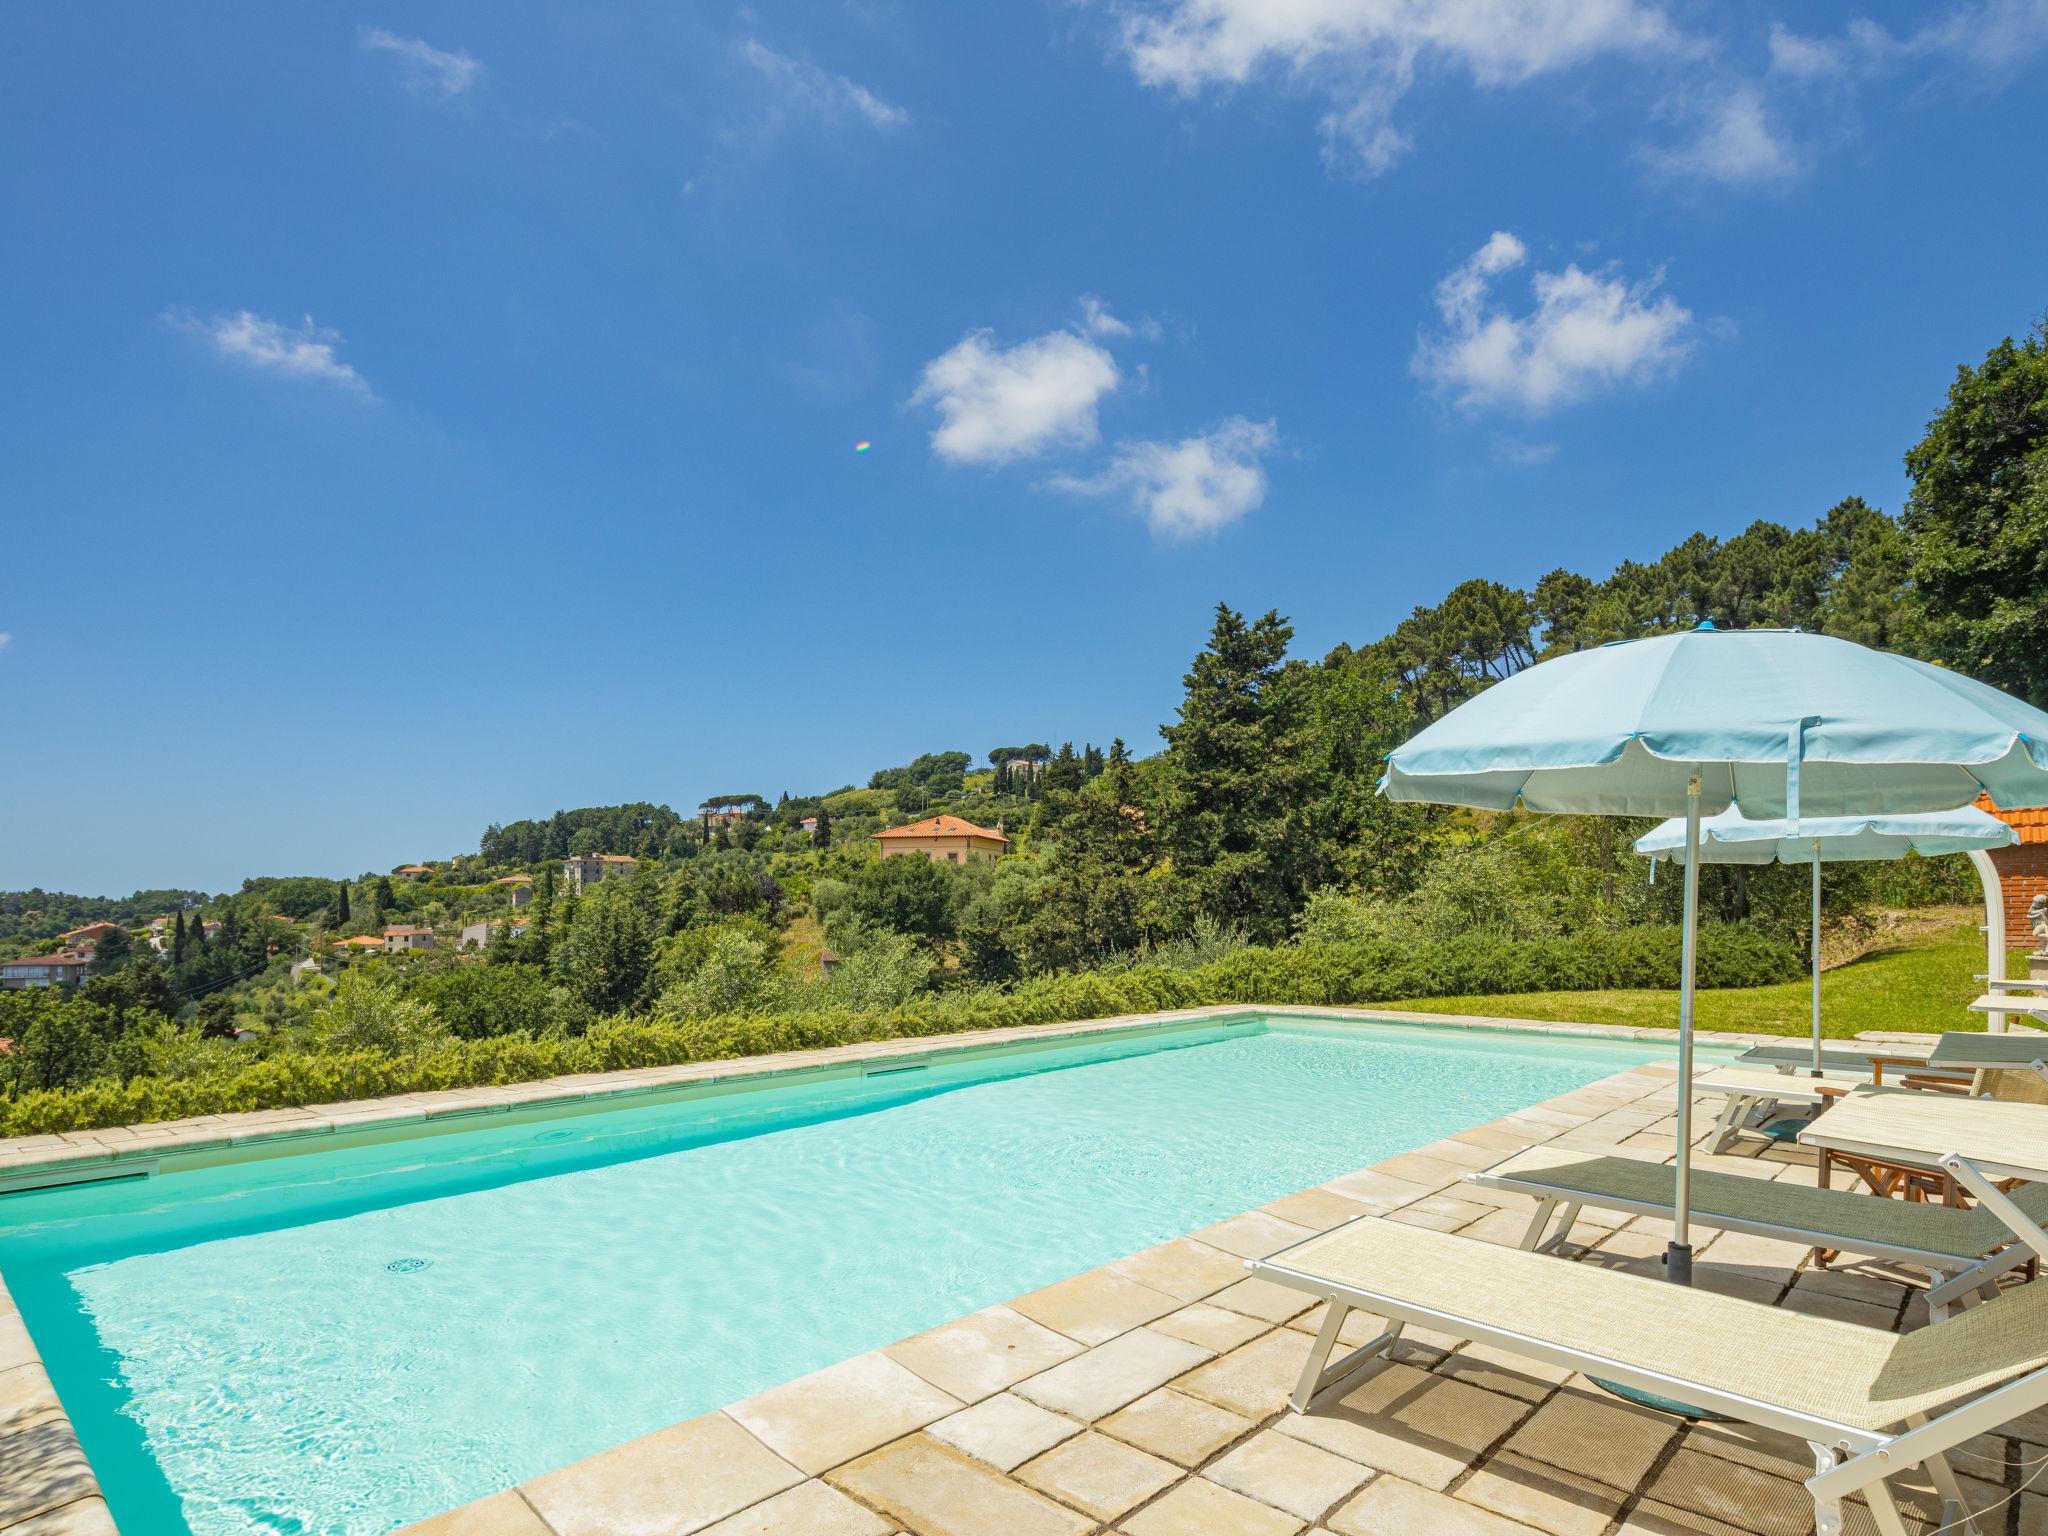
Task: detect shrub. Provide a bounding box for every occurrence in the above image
[0,922,1800,1137]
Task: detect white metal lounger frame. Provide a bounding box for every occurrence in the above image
[1249,1249,2048,1536]
[1464,1166,2033,1320]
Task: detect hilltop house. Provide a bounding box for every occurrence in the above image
[396,865,433,882]
[0,952,92,989]
[382,925,435,953]
[872,815,1010,865]
[461,918,531,950]
[493,874,534,907]
[57,921,124,952]
[333,935,384,952]
[563,853,636,894]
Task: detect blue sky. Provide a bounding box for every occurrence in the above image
[3,1,2044,895]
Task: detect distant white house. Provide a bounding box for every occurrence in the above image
[382,925,435,953]
[289,956,323,985]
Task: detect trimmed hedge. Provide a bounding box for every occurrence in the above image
[0,924,1798,1137]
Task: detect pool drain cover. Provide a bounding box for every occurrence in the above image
[534,1129,578,1144]
[386,1257,432,1274]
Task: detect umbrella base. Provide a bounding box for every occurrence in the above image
[1665,1241,1693,1285]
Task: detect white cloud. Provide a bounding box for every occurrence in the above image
[912,329,1119,465]
[1494,438,1559,467]
[739,39,909,130]
[1641,85,1798,186]
[1773,1,2048,81]
[1078,295,1160,341]
[1053,417,1277,538]
[1414,232,1693,414]
[1116,0,1690,175]
[170,310,374,396]
[0,633,11,650]
[359,28,482,99]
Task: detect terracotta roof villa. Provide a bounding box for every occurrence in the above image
[871,814,1010,864]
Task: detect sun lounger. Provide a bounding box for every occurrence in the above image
[1696,1065,1848,1152]
[1737,1040,1937,1080]
[1250,1216,2048,1535]
[1466,1145,2048,1317]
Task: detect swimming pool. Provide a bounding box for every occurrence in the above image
[0,1015,1691,1536]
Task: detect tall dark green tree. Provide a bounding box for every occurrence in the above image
[171,910,187,965]
[813,807,832,848]
[336,881,351,925]
[551,881,653,1013]
[1902,321,2048,705]
[1159,604,1308,938]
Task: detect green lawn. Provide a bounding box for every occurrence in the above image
[1396,921,2022,1038]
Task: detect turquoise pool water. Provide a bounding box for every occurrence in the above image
[0,1017,1685,1536]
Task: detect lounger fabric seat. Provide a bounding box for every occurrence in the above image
[1474,1145,2048,1263]
[1255,1216,2048,1431]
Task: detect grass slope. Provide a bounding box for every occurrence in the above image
[1397,920,2027,1038]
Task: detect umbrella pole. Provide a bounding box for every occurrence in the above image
[1810,854,1823,1075]
[1668,774,1701,1287]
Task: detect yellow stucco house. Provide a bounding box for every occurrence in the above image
[871,814,1010,865]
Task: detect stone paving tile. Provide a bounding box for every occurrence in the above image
[1630,1446,1935,1536]
[1015,1430,1181,1522]
[1171,1327,1315,1421]
[1099,1387,1258,1468]
[1119,1475,1308,1536]
[1207,1275,1319,1324]
[1014,1328,1214,1422]
[1319,1167,1438,1213]
[1326,1477,1540,1535]
[728,1352,964,1476]
[1191,1210,1319,1260]
[1455,1450,1629,1536]
[1010,1267,1182,1346]
[1271,1360,1534,1492]
[827,1434,1093,1536]
[1149,1302,1271,1355]
[883,1306,1081,1403]
[1108,1237,1250,1303]
[0,1416,98,1531]
[1284,1303,1460,1362]
[519,1411,804,1536]
[1777,1286,1901,1328]
[1431,1341,1575,1404]
[694,1479,899,1536]
[1502,1382,1685,1491]
[925,1392,1083,1472]
[401,1489,552,1536]
[1204,1428,1374,1523]
[1259,1188,1375,1233]
[0,1500,122,1536]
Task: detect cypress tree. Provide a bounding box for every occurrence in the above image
[172,910,187,964]
[813,807,832,848]
[336,882,351,924]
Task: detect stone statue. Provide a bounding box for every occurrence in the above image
[2032,892,2048,945]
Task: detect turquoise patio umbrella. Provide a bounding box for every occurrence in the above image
[1634,806,2017,1076]
[1383,624,2048,1285]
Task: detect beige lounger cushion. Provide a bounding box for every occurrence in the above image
[1477,1146,2048,1260]
[1260,1217,2048,1431]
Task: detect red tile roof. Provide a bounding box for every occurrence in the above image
[59,921,123,940]
[1976,794,2048,845]
[3,953,90,968]
[872,815,1009,844]
[383,925,433,937]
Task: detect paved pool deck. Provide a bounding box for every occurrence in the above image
[0,1006,2029,1536]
